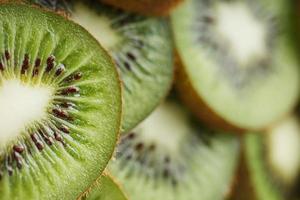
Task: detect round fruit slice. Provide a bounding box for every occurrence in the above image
[234,116,300,200]
[171,0,300,131]
[108,98,240,200]
[80,172,128,200]
[101,0,183,16]
[32,0,174,133]
[0,3,122,200]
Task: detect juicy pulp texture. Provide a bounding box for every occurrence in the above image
[172,0,300,130]
[108,100,239,200]
[0,4,121,200]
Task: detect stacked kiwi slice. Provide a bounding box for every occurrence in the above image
[32,0,174,133]
[0,2,121,200]
[172,0,300,131]
[108,97,239,200]
[0,0,300,200]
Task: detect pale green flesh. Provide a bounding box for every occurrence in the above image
[82,173,128,200]
[69,1,174,133]
[109,100,239,200]
[245,117,300,200]
[0,4,121,200]
[171,0,300,130]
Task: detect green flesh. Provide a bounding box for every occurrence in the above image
[245,117,300,200]
[171,0,300,130]
[82,173,128,200]
[34,0,174,133]
[0,4,121,200]
[108,99,239,200]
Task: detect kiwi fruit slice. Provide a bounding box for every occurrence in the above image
[100,0,183,16]
[234,116,300,200]
[0,3,122,200]
[33,0,174,133]
[171,0,300,131]
[108,98,240,200]
[80,172,128,200]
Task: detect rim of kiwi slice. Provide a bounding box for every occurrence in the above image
[79,171,128,200]
[108,97,240,200]
[0,3,122,200]
[172,0,300,131]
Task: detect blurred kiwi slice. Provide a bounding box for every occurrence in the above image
[234,116,300,200]
[100,0,183,16]
[0,3,122,200]
[80,172,128,200]
[32,0,174,133]
[108,98,240,200]
[171,0,300,131]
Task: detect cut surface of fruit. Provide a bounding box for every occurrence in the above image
[0,3,122,200]
[80,172,128,200]
[68,1,174,132]
[172,0,300,130]
[108,99,239,200]
[101,0,183,16]
[33,0,174,132]
[244,116,300,200]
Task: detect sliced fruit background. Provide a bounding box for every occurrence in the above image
[0,0,300,199]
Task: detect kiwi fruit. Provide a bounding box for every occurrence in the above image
[0,3,122,200]
[108,97,240,200]
[233,116,300,200]
[100,0,183,16]
[33,0,174,133]
[171,0,300,131]
[80,172,128,200]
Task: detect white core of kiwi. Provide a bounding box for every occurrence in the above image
[0,79,52,147]
[267,117,300,185]
[133,102,192,154]
[215,2,267,66]
[71,2,120,50]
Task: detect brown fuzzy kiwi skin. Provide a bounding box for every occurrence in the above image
[101,0,183,16]
[174,54,245,134]
[229,144,258,200]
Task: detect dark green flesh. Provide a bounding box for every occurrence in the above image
[0,4,121,200]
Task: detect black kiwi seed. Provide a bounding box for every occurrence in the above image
[5,50,10,60]
[46,55,55,72]
[21,54,30,74]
